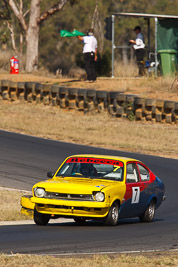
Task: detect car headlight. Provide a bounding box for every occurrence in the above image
[94,192,105,202]
[34,188,45,198]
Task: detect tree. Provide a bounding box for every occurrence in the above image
[7,0,70,72]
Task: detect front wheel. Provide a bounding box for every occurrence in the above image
[34,208,50,225]
[139,200,156,223]
[104,202,119,226]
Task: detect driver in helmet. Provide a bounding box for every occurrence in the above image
[80,163,97,177]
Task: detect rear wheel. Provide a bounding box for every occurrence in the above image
[139,200,156,223]
[34,208,50,225]
[104,202,119,226]
[73,217,86,225]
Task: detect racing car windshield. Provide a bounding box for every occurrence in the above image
[56,157,124,181]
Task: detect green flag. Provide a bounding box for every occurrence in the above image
[60,29,85,37]
[71,29,85,36]
[60,30,75,37]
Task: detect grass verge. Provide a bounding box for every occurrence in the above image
[0,252,178,266]
[0,101,178,159]
[0,188,29,221]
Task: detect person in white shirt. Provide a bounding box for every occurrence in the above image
[77,29,98,82]
[130,26,145,76]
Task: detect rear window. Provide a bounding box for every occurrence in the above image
[137,164,150,181]
[56,157,124,181]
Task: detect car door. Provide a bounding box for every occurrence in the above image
[137,163,152,214]
[119,162,142,218]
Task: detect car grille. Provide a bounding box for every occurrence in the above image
[44,192,94,201]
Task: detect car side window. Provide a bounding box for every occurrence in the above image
[137,164,150,181]
[126,163,139,183]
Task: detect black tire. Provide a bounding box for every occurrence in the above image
[117,93,126,101]
[35,83,43,91]
[1,80,10,87]
[59,87,68,95]
[164,101,175,110]
[139,200,156,223]
[87,89,96,98]
[73,217,86,225]
[134,97,145,105]
[17,82,25,90]
[9,81,17,89]
[109,91,120,100]
[174,102,178,111]
[51,85,60,93]
[126,94,135,103]
[43,84,51,92]
[156,99,164,108]
[34,208,50,226]
[25,82,35,90]
[96,90,107,100]
[78,89,87,97]
[68,88,78,96]
[145,98,156,107]
[104,202,119,226]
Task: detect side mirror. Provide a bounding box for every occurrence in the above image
[47,172,54,178]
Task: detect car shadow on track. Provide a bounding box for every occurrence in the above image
[46,218,164,227]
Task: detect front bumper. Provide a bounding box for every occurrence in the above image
[21,195,110,218]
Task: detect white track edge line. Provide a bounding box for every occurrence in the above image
[3,248,178,257]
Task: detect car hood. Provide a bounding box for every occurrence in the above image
[33,177,119,194]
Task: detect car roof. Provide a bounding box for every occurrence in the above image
[67,154,139,163]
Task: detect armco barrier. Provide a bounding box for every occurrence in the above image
[0,80,178,124]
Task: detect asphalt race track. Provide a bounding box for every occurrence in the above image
[0,130,178,254]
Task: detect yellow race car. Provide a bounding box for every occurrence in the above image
[21,154,165,226]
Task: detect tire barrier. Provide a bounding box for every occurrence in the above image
[163,101,175,124]
[96,90,107,113]
[77,89,87,111]
[59,87,68,108]
[0,79,177,124]
[67,88,78,109]
[1,80,10,100]
[145,99,156,121]
[134,97,145,121]
[155,99,164,122]
[17,82,25,101]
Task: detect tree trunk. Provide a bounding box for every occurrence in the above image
[26,0,40,72]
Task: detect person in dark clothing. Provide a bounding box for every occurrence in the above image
[77,29,98,82]
[130,26,145,76]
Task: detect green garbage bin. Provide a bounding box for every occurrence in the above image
[158,49,177,76]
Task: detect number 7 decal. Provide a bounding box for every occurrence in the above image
[131,187,140,204]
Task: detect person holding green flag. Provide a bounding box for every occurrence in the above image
[77,28,98,82]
